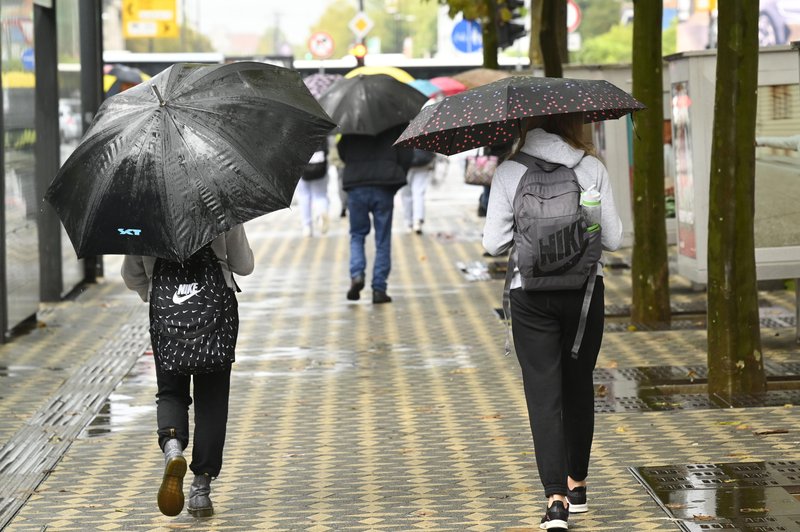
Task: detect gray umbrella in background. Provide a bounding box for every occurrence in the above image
[46,61,336,262]
[303,72,343,99]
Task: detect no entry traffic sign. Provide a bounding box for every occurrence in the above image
[308,31,335,59]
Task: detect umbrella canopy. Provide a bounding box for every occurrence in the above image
[451,68,513,89]
[345,65,415,83]
[395,76,646,155]
[319,74,428,136]
[408,79,443,98]
[429,76,467,96]
[104,64,150,96]
[46,61,336,262]
[303,72,343,99]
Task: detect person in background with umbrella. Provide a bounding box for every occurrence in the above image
[319,74,426,303]
[338,123,413,303]
[483,112,623,529]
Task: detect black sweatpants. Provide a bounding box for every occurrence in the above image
[155,364,232,478]
[510,277,604,498]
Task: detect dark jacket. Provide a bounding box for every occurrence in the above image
[337,124,413,192]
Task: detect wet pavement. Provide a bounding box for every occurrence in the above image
[1,161,799,531]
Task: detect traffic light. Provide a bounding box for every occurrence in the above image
[497,0,526,49]
[351,42,367,67]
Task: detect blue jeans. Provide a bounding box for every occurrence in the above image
[347,186,395,293]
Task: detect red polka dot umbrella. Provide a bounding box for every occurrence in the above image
[395,76,646,155]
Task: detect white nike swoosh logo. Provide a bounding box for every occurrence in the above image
[172,289,202,304]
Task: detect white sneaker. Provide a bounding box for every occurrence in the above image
[302,225,313,237]
[317,213,329,234]
[412,220,423,234]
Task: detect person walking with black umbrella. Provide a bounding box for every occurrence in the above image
[46,61,336,518]
[338,123,414,303]
[319,75,426,303]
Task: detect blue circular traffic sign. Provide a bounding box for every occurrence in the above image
[451,19,482,53]
[21,48,35,71]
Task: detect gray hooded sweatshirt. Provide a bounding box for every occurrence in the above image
[121,224,255,302]
[482,128,623,290]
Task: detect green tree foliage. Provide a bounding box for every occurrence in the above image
[573,23,631,64]
[366,0,439,57]
[575,0,622,41]
[573,18,676,65]
[706,0,765,397]
[125,26,214,53]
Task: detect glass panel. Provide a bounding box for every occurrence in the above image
[754,83,800,249]
[2,0,40,330]
[57,0,83,292]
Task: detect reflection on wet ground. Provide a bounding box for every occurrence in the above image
[632,461,800,531]
[594,362,800,412]
[79,353,155,439]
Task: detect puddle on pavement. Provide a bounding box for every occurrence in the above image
[594,362,800,412]
[0,365,65,378]
[632,461,800,531]
[80,354,155,438]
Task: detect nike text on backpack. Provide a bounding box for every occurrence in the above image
[149,245,239,374]
[502,152,602,358]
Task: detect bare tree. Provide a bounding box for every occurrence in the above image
[630,0,671,329]
[707,0,765,396]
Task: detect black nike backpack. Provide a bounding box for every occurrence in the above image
[149,245,238,374]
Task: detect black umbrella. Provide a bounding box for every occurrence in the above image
[395,76,645,155]
[318,74,428,135]
[46,61,336,262]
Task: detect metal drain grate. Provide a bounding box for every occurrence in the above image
[631,462,800,531]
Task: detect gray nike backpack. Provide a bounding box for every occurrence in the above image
[503,152,602,358]
[150,245,238,374]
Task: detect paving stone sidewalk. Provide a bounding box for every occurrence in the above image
[2,168,798,531]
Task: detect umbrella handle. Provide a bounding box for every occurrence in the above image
[151,85,166,107]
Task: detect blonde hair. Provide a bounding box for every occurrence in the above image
[516,113,596,156]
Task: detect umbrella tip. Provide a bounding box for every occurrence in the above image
[151,85,166,106]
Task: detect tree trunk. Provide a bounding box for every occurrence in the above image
[707,0,765,397]
[540,0,566,77]
[631,0,671,329]
[483,0,499,69]
[529,0,543,67]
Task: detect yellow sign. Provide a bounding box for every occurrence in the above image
[122,0,178,39]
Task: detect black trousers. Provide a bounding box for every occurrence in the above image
[155,364,232,478]
[510,277,604,498]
